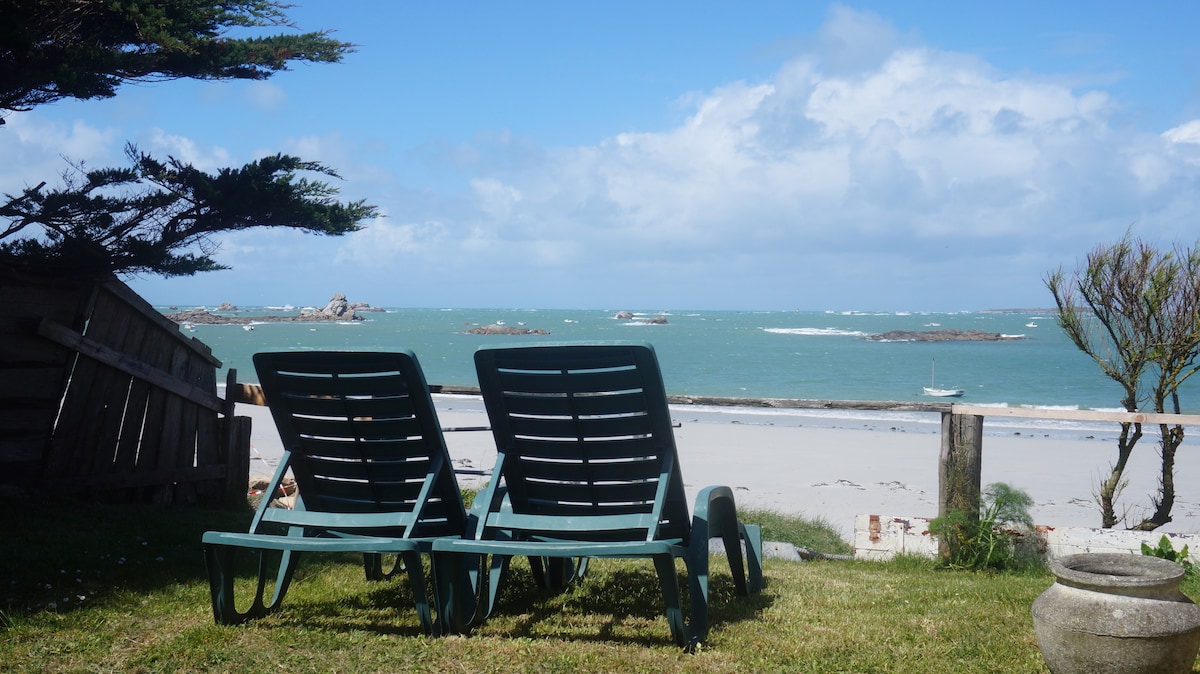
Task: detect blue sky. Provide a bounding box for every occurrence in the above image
[4,1,1200,311]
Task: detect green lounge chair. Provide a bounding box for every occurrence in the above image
[202,351,466,633]
[433,342,763,648]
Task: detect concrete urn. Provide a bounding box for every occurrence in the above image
[1032,553,1200,674]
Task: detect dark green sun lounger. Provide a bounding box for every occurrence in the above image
[202,351,466,633]
[433,342,762,648]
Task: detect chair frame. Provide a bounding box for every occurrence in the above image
[202,350,466,633]
[433,342,762,647]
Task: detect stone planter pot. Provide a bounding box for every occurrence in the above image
[1032,553,1200,674]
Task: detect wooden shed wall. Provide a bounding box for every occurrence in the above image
[0,271,248,504]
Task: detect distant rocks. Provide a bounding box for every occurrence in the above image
[613,311,668,324]
[868,329,1026,342]
[165,308,249,325]
[464,324,551,336]
[164,293,380,325]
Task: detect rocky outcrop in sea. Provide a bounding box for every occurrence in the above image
[164,293,378,324]
[463,324,551,335]
[868,329,1026,342]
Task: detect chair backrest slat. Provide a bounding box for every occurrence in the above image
[474,343,690,542]
[254,351,465,536]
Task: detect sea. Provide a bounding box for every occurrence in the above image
[173,306,1200,444]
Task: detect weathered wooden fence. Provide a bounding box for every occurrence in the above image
[0,271,249,505]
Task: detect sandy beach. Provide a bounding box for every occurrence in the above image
[240,397,1200,539]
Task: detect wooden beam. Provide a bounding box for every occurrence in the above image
[37,318,222,413]
[953,404,1200,426]
[100,280,222,367]
[230,382,268,406]
[937,412,984,560]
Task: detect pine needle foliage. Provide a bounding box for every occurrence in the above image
[0,144,376,276]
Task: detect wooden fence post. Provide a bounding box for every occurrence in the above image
[937,411,983,558]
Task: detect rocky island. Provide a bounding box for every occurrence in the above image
[868,329,1026,342]
[613,311,668,324]
[165,293,379,325]
[463,324,551,335]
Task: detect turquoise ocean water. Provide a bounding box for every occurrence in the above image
[175,306,1200,440]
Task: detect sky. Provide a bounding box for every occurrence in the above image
[4,1,1200,312]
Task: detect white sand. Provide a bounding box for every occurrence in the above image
[239,399,1200,539]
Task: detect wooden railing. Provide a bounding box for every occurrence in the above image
[233,383,1200,553]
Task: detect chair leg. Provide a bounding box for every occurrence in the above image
[741,523,764,593]
[399,551,435,635]
[652,554,687,647]
[529,556,582,591]
[433,552,497,634]
[363,553,405,581]
[204,544,301,625]
[719,525,749,596]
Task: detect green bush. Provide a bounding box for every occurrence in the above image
[930,482,1041,572]
[1141,535,1197,580]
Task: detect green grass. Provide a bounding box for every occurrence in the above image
[4,497,1197,673]
[740,508,853,555]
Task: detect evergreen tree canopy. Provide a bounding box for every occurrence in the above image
[1,145,376,276]
[0,0,375,277]
[0,0,353,118]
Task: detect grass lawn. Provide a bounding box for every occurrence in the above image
[3,498,1197,673]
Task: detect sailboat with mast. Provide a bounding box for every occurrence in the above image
[923,359,964,397]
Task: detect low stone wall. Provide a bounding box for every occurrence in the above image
[853,513,1200,563]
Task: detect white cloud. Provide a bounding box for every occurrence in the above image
[141,128,232,170]
[470,178,523,219]
[0,114,120,194]
[449,7,1183,284]
[1163,120,1200,145]
[333,215,445,265]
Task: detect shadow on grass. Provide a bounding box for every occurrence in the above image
[1,496,253,617]
[475,557,775,646]
[1,497,774,645]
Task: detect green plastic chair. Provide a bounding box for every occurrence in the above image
[202,351,466,633]
[433,342,763,648]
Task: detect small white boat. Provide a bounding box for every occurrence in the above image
[242,325,255,331]
[923,360,964,397]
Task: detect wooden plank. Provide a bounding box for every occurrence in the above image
[43,285,108,478]
[230,382,268,406]
[223,416,252,508]
[172,349,215,504]
[153,345,191,472]
[952,404,1200,426]
[110,308,154,475]
[0,366,68,400]
[193,355,220,468]
[100,280,221,366]
[0,435,46,462]
[85,292,139,476]
[0,406,56,430]
[668,394,952,413]
[134,336,172,474]
[0,328,74,364]
[37,319,222,413]
[39,464,226,491]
